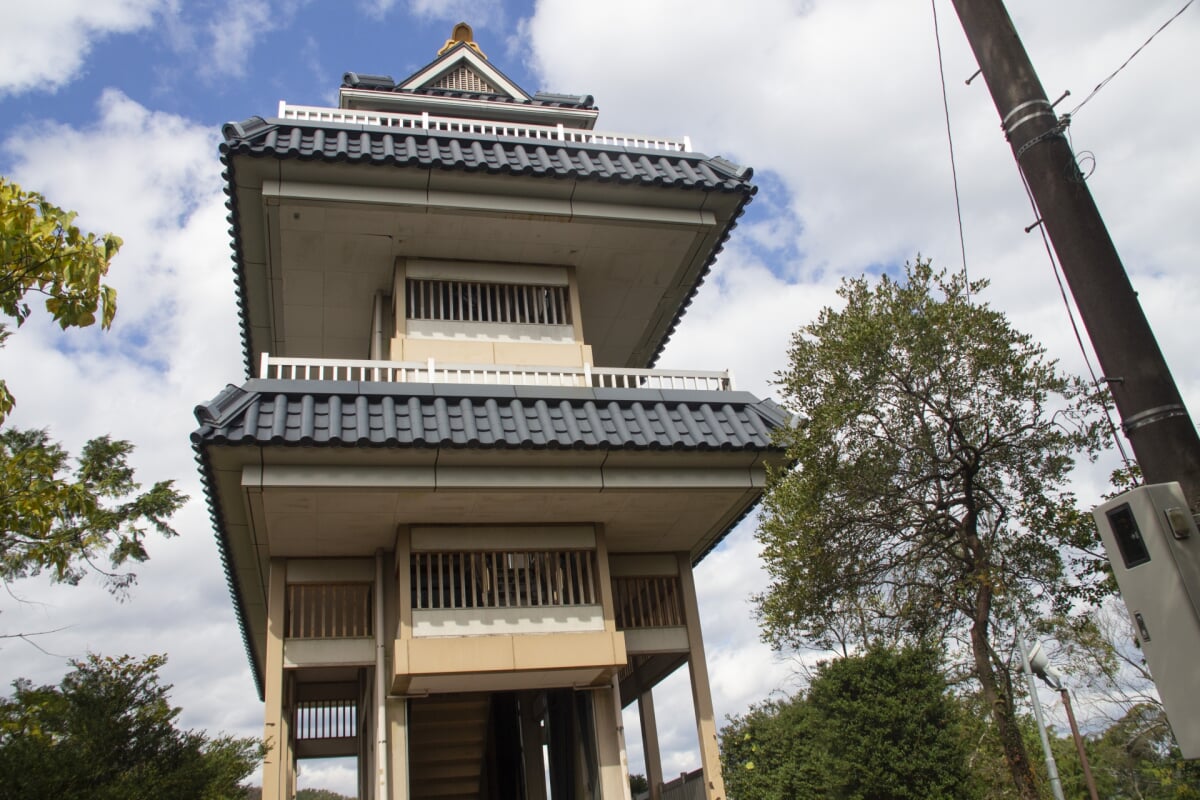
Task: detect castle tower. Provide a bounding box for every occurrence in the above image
[194,24,787,800]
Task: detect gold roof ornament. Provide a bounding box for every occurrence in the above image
[437,22,486,59]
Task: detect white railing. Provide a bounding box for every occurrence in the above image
[260,353,734,391]
[278,101,692,153]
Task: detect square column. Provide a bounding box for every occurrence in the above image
[638,688,664,800]
[262,559,295,799]
[592,679,633,800]
[677,554,727,800]
[386,698,409,799]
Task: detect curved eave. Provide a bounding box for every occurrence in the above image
[219,120,755,379]
[192,381,787,692]
[192,437,265,699]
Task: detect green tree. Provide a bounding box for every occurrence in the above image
[0,653,262,799]
[756,260,1106,800]
[0,428,186,594]
[0,177,120,422]
[0,179,184,599]
[721,645,975,799]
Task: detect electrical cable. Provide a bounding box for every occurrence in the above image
[930,0,971,298]
[1067,0,1194,118]
[1014,169,1136,469]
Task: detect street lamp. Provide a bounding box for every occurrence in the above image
[1024,639,1101,800]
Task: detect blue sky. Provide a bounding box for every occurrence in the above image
[1,0,1198,793]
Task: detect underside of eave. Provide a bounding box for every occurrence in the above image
[196,427,783,695]
[220,146,755,380]
[193,439,267,699]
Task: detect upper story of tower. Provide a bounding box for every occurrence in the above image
[220,23,755,382]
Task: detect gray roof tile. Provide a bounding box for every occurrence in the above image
[220,120,753,192]
[192,382,788,451]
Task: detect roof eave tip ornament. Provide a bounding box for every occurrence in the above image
[438,21,486,59]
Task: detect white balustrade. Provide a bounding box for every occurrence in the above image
[277,101,692,153]
[259,353,733,392]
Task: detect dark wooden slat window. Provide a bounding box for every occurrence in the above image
[406,278,570,325]
[411,550,598,610]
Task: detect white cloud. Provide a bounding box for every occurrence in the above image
[0,89,249,741]
[359,0,504,29]
[524,0,1200,775]
[1,2,1196,794]
[0,0,162,96]
[202,0,275,79]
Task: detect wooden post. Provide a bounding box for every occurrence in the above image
[949,0,1200,510]
[262,559,291,799]
[638,688,665,800]
[387,698,409,800]
[677,554,726,800]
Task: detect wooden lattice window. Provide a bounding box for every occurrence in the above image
[286,583,373,639]
[412,550,598,610]
[431,66,496,94]
[613,576,685,629]
[406,278,571,326]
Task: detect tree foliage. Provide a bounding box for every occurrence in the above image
[0,179,183,596]
[1081,703,1200,799]
[721,645,975,800]
[756,261,1107,799]
[0,177,121,422]
[0,653,262,799]
[0,428,186,593]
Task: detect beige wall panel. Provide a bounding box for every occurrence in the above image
[405,259,569,286]
[407,320,576,343]
[410,524,595,552]
[394,632,626,693]
[512,631,625,671]
[609,554,680,578]
[283,638,375,667]
[399,337,496,364]
[493,341,588,366]
[405,635,515,674]
[286,558,375,583]
[623,627,689,655]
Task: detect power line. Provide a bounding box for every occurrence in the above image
[1015,168,1135,469]
[930,0,971,297]
[1067,0,1194,118]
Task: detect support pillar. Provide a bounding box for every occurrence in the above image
[262,558,293,799]
[593,684,632,800]
[387,698,409,800]
[375,550,389,800]
[638,688,664,800]
[677,554,726,800]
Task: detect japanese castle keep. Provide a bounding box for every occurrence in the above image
[193,23,787,800]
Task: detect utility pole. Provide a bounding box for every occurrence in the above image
[948,0,1200,510]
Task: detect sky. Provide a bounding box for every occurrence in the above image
[0,0,1197,794]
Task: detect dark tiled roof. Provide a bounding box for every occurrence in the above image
[192,380,788,451]
[192,380,788,696]
[220,119,755,378]
[220,118,753,191]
